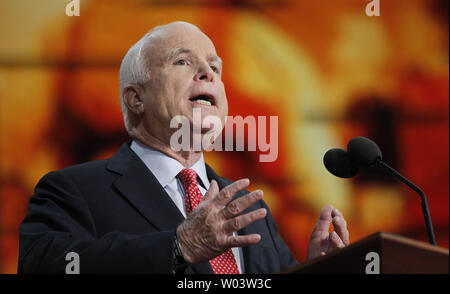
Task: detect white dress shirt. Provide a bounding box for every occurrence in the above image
[130,140,244,273]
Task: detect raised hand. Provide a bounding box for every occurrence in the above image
[176,179,267,264]
[307,205,349,260]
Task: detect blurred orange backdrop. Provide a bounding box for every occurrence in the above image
[0,0,448,274]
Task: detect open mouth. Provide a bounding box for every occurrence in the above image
[189,94,215,106]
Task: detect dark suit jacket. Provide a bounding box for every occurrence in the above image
[18,143,298,274]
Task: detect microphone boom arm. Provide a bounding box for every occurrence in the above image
[375,159,437,245]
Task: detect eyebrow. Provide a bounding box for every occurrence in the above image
[167,47,191,61]
[167,47,222,66]
[209,55,223,67]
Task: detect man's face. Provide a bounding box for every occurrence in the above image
[139,23,228,147]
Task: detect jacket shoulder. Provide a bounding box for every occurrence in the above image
[59,159,109,176]
[35,159,113,192]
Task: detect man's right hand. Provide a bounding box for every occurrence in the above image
[176,178,266,264]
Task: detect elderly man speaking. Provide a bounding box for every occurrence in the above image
[18,22,349,274]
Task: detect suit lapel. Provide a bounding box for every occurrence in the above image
[107,143,214,273]
[107,143,185,231]
[108,145,264,274]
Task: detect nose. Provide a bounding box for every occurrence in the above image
[194,63,214,83]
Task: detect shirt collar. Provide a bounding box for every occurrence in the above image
[130,140,210,189]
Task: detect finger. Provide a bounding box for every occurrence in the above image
[332,215,350,246]
[312,205,334,233]
[213,178,250,208]
[221,190,263,219]
[329,231,345,249]
[201,180,219,203]
[332,207,344,218]
[226,234,261,248]
[223,208,267,234]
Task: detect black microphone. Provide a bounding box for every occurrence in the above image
[323,136,437,245]
[347,137,382,169]
[323,148,357,178]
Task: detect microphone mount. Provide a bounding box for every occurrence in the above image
[374,158,436,245]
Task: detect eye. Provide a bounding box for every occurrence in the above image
[210,65,219,73]
[175,59,188,66]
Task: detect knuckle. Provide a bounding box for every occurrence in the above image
[251,192,260,202]
[223,188,233,199]
[218,190,230,203]
[227,201,240,215]
[232,217,241,230]
[229,235,239,247]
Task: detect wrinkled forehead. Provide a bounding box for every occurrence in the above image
[142,24,218,65]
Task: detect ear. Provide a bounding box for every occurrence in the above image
[122,84,145,115]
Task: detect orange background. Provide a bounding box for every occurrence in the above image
[0,0,448,274]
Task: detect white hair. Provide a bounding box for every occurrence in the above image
[119,35,151,133]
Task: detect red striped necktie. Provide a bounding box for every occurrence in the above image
[178,168,240,274]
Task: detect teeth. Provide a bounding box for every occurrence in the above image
[194,99,212,106]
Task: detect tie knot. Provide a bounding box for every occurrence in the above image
[178,168,198,188]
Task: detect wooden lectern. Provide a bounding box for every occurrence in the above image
[282,232,449,274]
